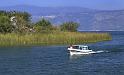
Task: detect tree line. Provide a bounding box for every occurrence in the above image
[0,10,79,33]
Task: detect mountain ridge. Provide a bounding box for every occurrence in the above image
[0,5,124,31]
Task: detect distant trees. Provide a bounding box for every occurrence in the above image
[34,19,52,32]
[0,10,31,33]
[8,11,31,22]
[0,11,31,22]
[0,15,14,33]
[14,16,30,33]
[60,22,79,32]
[0,10,79,33]
[9,11,31,33]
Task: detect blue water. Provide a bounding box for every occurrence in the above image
[0,31,124,75]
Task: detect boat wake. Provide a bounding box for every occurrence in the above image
[93,50,108,54]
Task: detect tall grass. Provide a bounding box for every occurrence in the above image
[0,32,111,46]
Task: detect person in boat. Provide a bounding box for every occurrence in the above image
[69,45,73,49]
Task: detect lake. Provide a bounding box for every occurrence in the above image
[0,31,124,75]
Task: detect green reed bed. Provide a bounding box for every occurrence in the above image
[0,32,112,46]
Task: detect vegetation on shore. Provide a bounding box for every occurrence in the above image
[0,10,112,46]
[0,32,111,46]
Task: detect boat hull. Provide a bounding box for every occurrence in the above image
[68,48,95,55]
[69,51,96,55]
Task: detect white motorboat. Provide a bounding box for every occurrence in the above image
[68,45,96,55]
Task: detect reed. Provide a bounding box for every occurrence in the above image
[0,32,111,46]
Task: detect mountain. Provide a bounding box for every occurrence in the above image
[0,5,124,31]
[0,5,96,15]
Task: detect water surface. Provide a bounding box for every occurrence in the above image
[0,31,124,75]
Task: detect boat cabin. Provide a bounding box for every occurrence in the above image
[70,45,89,50]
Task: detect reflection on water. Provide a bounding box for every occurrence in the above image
[69,54,88,60]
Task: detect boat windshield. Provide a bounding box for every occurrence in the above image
[82,47,88,50]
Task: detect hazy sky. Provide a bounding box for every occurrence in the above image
[0,0,124,10]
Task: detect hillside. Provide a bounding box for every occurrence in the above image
[0,5,124,31]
